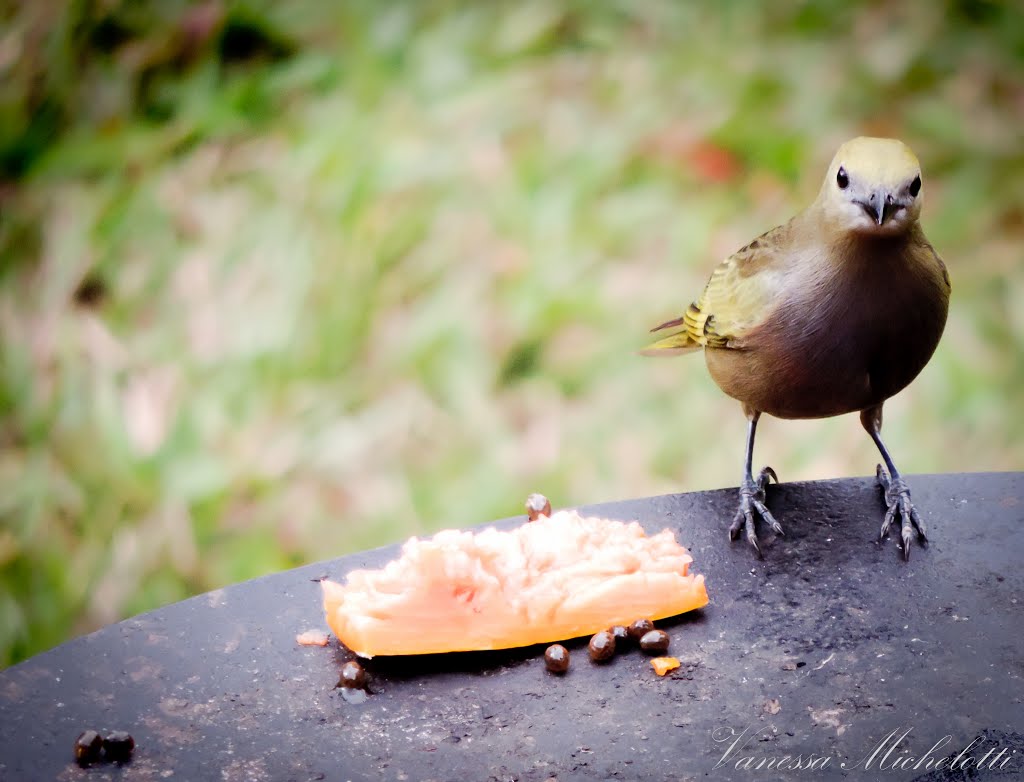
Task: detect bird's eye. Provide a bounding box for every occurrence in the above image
[909,175,921,198]
[837,167,849,189]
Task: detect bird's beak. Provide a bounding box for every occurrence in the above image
[873,190,891,226]
[858,190,891,226]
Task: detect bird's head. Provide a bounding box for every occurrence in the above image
[818,137,923,237]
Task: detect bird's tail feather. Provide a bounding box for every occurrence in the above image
[639,330,701,357]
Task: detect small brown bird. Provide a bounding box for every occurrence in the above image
[644,137,950,559]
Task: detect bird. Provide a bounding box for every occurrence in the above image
[643,137,950,560]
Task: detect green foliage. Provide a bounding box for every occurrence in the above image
[1,0,1022,667]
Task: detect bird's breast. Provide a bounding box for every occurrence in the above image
[706,244,949,419]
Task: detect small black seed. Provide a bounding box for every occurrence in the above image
[74,730,104,766]
[639,629,670,655]
[609,625,630,649]
[526,493,552,521]
[544,644,570,674]
[339,660,367,689]
[588,631,616,662]
[627,618,654,641]
[103,731,135,762]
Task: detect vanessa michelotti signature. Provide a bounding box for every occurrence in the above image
[712,726,1017,773]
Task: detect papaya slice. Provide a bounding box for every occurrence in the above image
[322,510,708,657]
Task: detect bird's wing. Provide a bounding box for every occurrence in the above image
[643,224,789,355]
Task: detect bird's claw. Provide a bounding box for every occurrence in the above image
[876,465,927,560]
[729,467,783,558]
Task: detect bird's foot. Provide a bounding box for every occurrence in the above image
[876,465,927,560]
[729,466,783,558]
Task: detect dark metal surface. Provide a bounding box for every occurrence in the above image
[1,473,1023,782]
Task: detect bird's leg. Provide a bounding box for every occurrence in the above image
[860,405,927,560]
[729,408,783,557]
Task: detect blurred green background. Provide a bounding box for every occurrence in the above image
[1,0,1022,667]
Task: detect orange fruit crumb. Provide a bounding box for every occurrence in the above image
[651,656,681,676]
[296,630,330,647]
